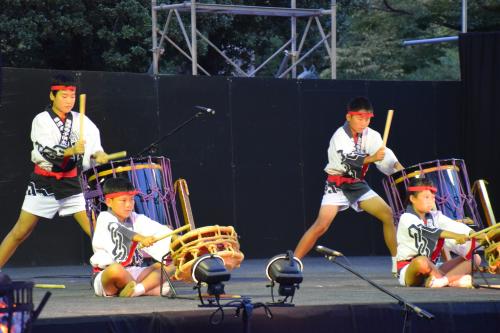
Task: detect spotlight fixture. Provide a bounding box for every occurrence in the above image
[265,250,303,304]
[192,254,231,301]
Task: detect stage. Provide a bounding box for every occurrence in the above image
[4,257,500,333]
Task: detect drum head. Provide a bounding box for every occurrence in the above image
[383,159,482,225]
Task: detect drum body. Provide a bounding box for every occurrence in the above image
[169,225,244,281]
[80,156,181,230]
[383,159,483,227]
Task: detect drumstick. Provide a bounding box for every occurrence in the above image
[138,224,192,249]
[79,94,86,142]
[106,151,127,161]
[469,223,500,238]
[382,109,394,146]
[154,224,191,242]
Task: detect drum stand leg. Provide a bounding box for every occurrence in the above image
[160,253,200,300]
[160,253,177,298]
[470,245,500,290]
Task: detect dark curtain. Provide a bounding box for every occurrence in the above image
[0,52,3,104]
[459,31,500,221]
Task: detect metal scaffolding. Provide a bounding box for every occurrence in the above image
[402,0,467,46]
[151,1,337,78]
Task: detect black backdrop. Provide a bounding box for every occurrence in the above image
[0,67,483,266]
[459,31,500,213]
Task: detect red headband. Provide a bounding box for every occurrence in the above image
[347,111,374,118]
[408,186,437,193]
[105,190,139,199]
[51,85,76,91]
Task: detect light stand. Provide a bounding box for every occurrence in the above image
[265,250,303,306]
[317,246,434,332]
[206,297,273,333]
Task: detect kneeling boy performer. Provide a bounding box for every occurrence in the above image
[294,96,404,276]
[396,178,481,288]
[91,177,175,297]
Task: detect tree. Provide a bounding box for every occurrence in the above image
[1,1,499,79]
[0,0,151,71]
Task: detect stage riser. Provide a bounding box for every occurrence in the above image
[33,302,500,333]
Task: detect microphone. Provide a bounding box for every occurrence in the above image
[315,245,344,257]
[194,105,215,115]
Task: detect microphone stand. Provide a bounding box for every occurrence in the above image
[135,109,206,157]
[321,255,434,331]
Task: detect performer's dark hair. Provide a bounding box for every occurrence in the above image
[103,177,136,195]
[405,178,435,204]
[50,73,76,94]
[348,96,373,112]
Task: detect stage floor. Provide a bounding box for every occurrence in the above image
[3,256,500,319]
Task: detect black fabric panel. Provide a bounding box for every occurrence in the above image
[78,71,158,155]
[459,32,500,218]
[230,78,302,257]
[156,76,234,230]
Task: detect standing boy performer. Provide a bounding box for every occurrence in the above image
[0,74,109,268]
[294,97,404,275]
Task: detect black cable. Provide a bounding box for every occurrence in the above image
[208,297,225,325]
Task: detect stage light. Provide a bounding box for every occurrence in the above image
[192,254,231,299]
[265,250,303,304]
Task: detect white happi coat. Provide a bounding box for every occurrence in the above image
[31,109,103,171]
[396,207,474,262]
[90,211,173,269]
[324,122,399,178]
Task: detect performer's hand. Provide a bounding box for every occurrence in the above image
[65,140,85,156]
[455,235,469,245]
[92,151,109,164]
[366,147,385,163]
[137,235,156,248]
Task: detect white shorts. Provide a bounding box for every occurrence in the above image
[93,266,148,297]
[398,261,444,287]
[22,193,85,219]
[321,189,378,212]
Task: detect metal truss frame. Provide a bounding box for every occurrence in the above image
[151,1,337,78]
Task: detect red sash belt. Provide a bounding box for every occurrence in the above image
[34,165,77,180]
[327,174,362,187]
[92,242,139,273]
[397,260,412,272]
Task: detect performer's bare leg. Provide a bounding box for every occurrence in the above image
[359,196,397,256]
[294,205,339,259]
[136,263,164,295]
[404,256,443,287]
[0,210,40,268]
[441,255,480,286]
[101,263,134,295]
[143,264,176,296]
[73,210,93,237]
